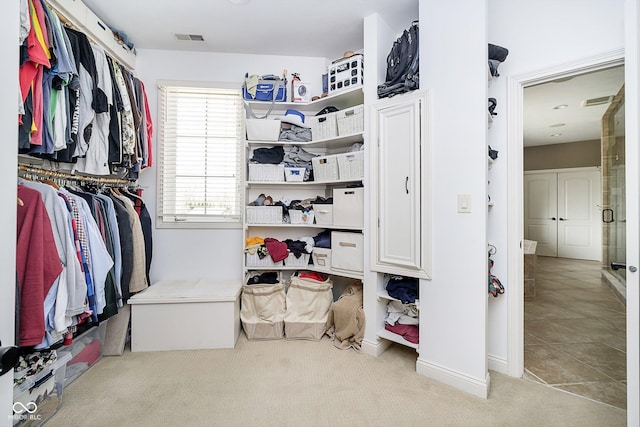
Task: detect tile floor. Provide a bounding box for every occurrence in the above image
[524,256,627,409]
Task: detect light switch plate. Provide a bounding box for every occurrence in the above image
[458,194,471,213]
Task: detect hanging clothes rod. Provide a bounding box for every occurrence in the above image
[18,164,131,186]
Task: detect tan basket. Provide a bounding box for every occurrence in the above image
[284,274,333,340]
[241,277,286,340]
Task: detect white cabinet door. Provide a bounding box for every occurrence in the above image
[371,91,430,278]
[524,172,558,257]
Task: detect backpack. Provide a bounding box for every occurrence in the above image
[377,21,419,99]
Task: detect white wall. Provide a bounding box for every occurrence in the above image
[487,0,625,369]
[417,1,490,397]
[0,1,19,424]
[135,49,327,282]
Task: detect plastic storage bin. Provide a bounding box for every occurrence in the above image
[248,163,285,182]
[246,252,284,268]
[311,248,332,273]
[64,321,108,387]
[308,112,338,141]
[336,151,364,180]
[13,351,72,427]
[289,209,314,224]
[284,166,306,182]
[331,231,364,273]
[328,54,364,95]
[333,187,364,228]
[336,105,364,135]
[312,204,333,225]
[246,206,282,224]
[245,119,281,141]
[312,154,339,182]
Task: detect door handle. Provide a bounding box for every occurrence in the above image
[611,262,626,270]
[602,208,614,223]
[551,217,556,220]
[405,177,409,194]
[559,218,566,221]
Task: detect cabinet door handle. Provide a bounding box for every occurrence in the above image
[405,177,409,194]
[551,217,556,220]
[559,217,566,221]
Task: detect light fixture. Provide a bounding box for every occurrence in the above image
[550,133,563,137]
[228,0,249,4]
[553,104,569,110]
[549,123,566,128]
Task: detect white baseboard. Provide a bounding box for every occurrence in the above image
[488,354,508,375]
[416,358,490,399]
[361,337,391,357]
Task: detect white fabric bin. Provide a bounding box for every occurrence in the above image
[333,187,364,227]
[312,248,332,273]
[331,232,364,273]
[312,204,333,225]
[284,275,333,340]
[240,276,286,340]
[246,119,281,141]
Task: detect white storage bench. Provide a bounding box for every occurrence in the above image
[129,279,242,352]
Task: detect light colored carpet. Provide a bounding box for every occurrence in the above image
[46,334,626,427]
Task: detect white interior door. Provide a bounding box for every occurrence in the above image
[524,172,558,257]
[557,169,602,260]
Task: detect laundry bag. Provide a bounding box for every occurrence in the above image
[326,281,365,351]
[284,274,333,340]
[240,276,286,340]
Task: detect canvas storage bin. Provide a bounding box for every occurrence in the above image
[245,119,281,141]
[241,278,286,340]
[312,203,333,225]
[311,154,339,182]
[311,248,332,273]
[333,187,364,227]
[336,104,364,136]
[248,163,285,182]
[336,151,364,180]
[331,231,364,273]
[284,275,333,340]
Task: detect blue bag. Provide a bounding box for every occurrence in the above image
[243,73,287,102]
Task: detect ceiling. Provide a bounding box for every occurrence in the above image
[80,1,624,148]
[81,0,418,60]
[523,66,625,147]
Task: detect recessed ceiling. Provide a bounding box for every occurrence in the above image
[81,0,418,60]
[524,66,624,147]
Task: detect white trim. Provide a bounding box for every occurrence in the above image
[506,49,625,380]
[524,166,600,175]
[488,354,508,375]
[361,338,391,357]
[416,358,490,399]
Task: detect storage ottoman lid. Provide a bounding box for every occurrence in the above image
[128,279,242,304]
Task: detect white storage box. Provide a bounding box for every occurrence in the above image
[312,154,339,182]
[283,252,311,268]
[331,231,364,273]
[248,163,285,182]
[328,54,364,95]
[129,279,242,351]
[246,252,284,268]
[246,119,281,141]
[333,187,364,228]
[246,206,282,224]
[13,351,72,426]
[308,112,338,141]
[337,151,364,180]
[312,204,333,225]
[289,209,314,225]
[284,166,306,182]
[337,105,364,135]
[312,248,332,273]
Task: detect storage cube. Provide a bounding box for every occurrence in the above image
[129,279,242,351]
[312,248,332,273]
[248,163,285,182]
[312,204,333,225]
[333,187,364,228]
[308,112,338,141]
[63,321,108,387]
[336,104,364,135]
[312,154,339,182]
[331,231,364,273]
[13,351,72,426]
[284,166,306,182]
[245,119,281,141]
[283,252,311,268]
[245,206,282,224]
[246,252,284,268]
[336,151,364,180]
[289,209,314,225]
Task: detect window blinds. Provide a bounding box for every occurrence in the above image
[158,84,243,226]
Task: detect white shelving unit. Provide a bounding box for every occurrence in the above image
[243,87,366,283]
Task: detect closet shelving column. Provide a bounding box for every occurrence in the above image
[243,87,366,282]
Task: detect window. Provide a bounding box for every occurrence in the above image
[157,81,243,228]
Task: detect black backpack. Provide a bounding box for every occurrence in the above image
[378,21,419,99]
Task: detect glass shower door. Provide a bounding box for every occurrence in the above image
[602,85,626,285]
